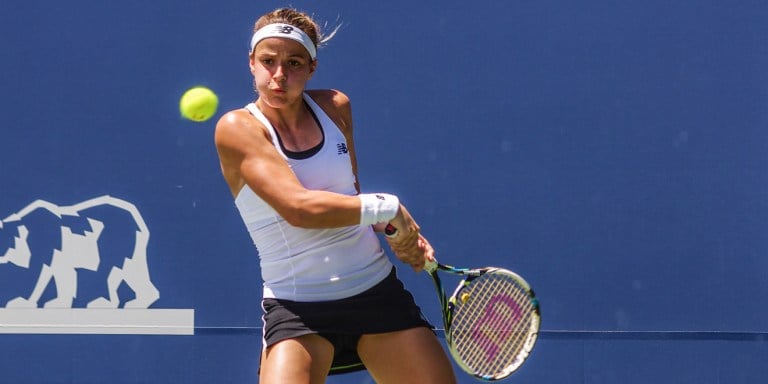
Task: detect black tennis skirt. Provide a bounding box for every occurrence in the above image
[261,266,433,374]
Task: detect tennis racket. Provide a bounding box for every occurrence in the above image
[385,225,541,381]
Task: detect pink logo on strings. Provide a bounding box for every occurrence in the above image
[470,294,523,361]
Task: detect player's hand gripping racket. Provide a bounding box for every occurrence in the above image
[385,225,541,381]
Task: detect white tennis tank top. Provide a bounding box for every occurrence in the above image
[235,93,392,301]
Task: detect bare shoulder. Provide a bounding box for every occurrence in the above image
[213,108,275,196]
[306,89,351,109]
[306,89,353,132]
[214,108,266,149]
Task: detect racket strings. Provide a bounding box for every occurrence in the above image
[450,272,537,377]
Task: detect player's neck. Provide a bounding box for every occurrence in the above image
[256,98,309,134]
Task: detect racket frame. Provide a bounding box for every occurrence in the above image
[424,260,541,381]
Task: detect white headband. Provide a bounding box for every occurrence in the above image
[250,23,317,60]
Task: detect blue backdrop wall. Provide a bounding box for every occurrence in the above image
[1,1,766,383]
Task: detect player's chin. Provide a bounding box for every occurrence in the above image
[264,90,301,106]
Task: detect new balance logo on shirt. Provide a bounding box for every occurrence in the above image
[336,143,348,154]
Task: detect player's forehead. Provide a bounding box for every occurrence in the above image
[253,37,310,57]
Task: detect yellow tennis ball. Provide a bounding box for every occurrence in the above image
[180,86,219,122]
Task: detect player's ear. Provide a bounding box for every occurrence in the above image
[308,59,317,77]
[249,53,258,75]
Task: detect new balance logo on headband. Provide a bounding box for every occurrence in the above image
[275,25,294,34]
[337,143,348,154]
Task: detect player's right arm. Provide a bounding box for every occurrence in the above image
[215,107,427,270]
[214,109,363,229]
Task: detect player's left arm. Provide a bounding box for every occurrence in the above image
[311,89,435,266]
[310,89,387,235]
[307,89,361,190]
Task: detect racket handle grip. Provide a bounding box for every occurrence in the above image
[423,259,438,273]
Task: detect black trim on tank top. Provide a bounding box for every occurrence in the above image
[273,100,325,160]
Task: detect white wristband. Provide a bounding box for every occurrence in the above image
[359,193,400,226]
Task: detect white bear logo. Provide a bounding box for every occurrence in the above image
[0,195,159,309]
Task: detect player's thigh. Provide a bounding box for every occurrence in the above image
[260,334,334,384]
[358,327,457,384]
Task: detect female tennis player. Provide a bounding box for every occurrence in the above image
[214,8,457,384]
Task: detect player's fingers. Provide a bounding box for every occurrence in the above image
[392,246,423,269]
[408,253,425,272]
[387,230,419,252]
[418,235,435,262]
[399,250,426,273]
